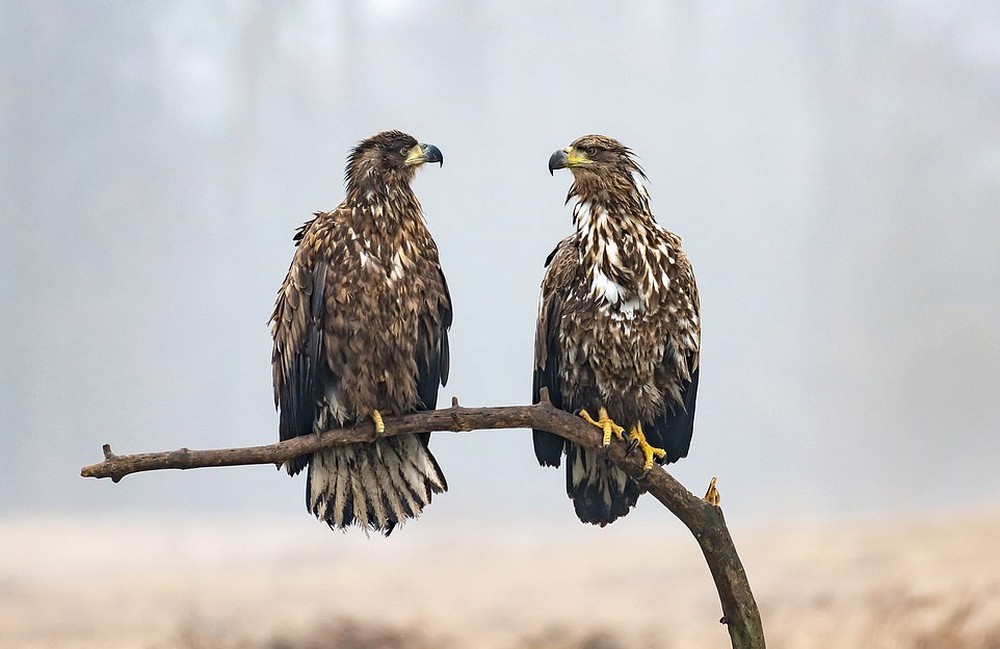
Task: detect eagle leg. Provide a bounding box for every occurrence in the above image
[371,409,386,435]
[579,407,625,447]
[628,422,666,471]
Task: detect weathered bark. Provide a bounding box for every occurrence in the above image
[81,390,765,648]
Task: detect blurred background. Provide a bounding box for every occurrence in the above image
[2,2,999,648]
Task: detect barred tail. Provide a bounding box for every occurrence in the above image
[306,434,447,535]
[565,443,641,526]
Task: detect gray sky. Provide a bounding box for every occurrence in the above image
[2,1,999,532]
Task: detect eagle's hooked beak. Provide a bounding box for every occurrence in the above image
[549,147,592,175]
[548,149,568,175]
[406,143,444,167]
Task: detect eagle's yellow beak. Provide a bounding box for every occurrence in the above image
[405,143,444,167]
[548,147,592,175]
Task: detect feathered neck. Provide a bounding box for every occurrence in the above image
[569,167,654,227]
[342,168,424,237]
[345,182,421,223]
[568,171,660,304]
[569,170,657,243]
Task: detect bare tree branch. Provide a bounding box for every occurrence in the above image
[80,390,765,649]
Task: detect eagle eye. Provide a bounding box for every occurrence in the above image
[585,147,598,156]
[399,146,410,156]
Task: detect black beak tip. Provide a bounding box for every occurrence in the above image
[548,149,568,176]
[422,143,443,167]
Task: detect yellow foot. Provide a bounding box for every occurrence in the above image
[703,476,721,506]
[579,407,625,447]
[628,422,666,471]
[371,409,385,434]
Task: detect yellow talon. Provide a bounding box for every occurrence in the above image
[579,407,625,447]
[628,422,666,471]
[704,477,721,506]
[371,409,385,434]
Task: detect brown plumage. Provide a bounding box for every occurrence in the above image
[270,130,451,534]
[533,135,701,526]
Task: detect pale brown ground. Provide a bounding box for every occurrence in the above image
[1,510,998,649]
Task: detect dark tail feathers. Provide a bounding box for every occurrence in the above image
[305,434,447,534]
[565,443,641,526]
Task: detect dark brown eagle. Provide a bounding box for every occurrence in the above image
[533,134,701,526]
[270,130,451,534]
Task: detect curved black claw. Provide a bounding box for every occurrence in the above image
[625,437,640,456]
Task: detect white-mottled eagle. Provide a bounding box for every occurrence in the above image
[533,134,701,526]
[270,130,451,534]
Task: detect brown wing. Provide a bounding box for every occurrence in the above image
[645,244,701,464]
[414,266,452,413]
[270,214,334,475]
[532,236,576,467]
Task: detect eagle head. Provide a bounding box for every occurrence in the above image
[345,130,443,192]
[548,134,645,181]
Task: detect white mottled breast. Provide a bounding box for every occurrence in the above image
[574,202,652,321]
